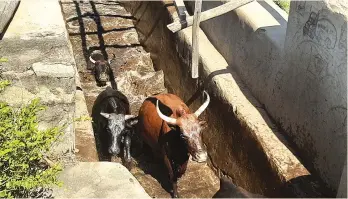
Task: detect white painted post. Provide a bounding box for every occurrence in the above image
[191,0,202,79]
[167,0,254,33]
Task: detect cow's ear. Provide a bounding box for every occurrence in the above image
[168,124,178,131]
[126,118,138,127]
[100,112,110,119]
[199,121,207,129]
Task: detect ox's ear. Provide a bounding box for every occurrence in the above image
[100,112,111,119]
[199,121,208,129]
[125,115,138,127]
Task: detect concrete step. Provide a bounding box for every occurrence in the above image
[52,162,151,198]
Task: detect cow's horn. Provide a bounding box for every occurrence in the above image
[100,112,110,119]
[89,55,96,64]
[194,90,210,117]
[125,115,136,120]
[156,100,177,125]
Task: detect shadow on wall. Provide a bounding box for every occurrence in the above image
[60,0,141,89]
[280,175,335,197]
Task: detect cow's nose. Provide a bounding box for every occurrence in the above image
[192,150,207,163]
[108,147,120,155]
[100,73,108,81]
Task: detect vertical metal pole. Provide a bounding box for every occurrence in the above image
[191,0,202,79]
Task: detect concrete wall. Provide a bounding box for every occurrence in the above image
[279,1,347,192]
[185,0,347,193]
[0,0,77,158]
[123,1,328,197]
[337,159,347,197]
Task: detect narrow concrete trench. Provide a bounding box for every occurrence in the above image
[60,0,219,198]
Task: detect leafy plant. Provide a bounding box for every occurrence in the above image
[0,57,8,62]
[273,0,290,14]
[0,81,64,198]
[0,80,10,91]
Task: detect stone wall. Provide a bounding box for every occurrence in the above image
[0,0,77,158]
[185,0,347,193]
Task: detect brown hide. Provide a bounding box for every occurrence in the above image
[138,93,194,181]
[138,93,192,155]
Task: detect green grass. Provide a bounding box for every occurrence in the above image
[273,0,290,14]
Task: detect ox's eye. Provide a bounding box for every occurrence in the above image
[180,133,189,140]
[106,127,111,133]
[168,124,178,131]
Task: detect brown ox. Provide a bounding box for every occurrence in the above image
[137,91,210,198]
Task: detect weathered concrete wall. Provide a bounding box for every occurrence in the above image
[0,0,77,157]
[184,0,347,193]
[337,159,347,197]
[277,1,347,192]
[0,1,20,38]
[123,1,328,197]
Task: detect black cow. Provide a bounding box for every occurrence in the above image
[92,86,138,169]
[88,51,117,89]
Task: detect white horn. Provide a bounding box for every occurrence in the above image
[89,55,96,64]
[125,115,136,120]
[194,90,210,117]
[100,112,110,119]
[156,100,177,125]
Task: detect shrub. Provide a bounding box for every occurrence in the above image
[273,0,290,14]
[0,81,63,198]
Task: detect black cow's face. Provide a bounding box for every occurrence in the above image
[89,53,116,86]
[100,112,137,155]
[94,61,110,85]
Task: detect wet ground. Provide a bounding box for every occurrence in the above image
[60,0,219,197]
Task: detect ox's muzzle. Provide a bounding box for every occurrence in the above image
[192,150,208,163]
[108,143,121,155]
[98,73,109,82]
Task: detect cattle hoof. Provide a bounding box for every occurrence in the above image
[171,191,180,198]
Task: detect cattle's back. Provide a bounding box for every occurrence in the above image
[92,87,130,132]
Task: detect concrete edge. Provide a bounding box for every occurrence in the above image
[52,162,152,198]
[58,1,99,162]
